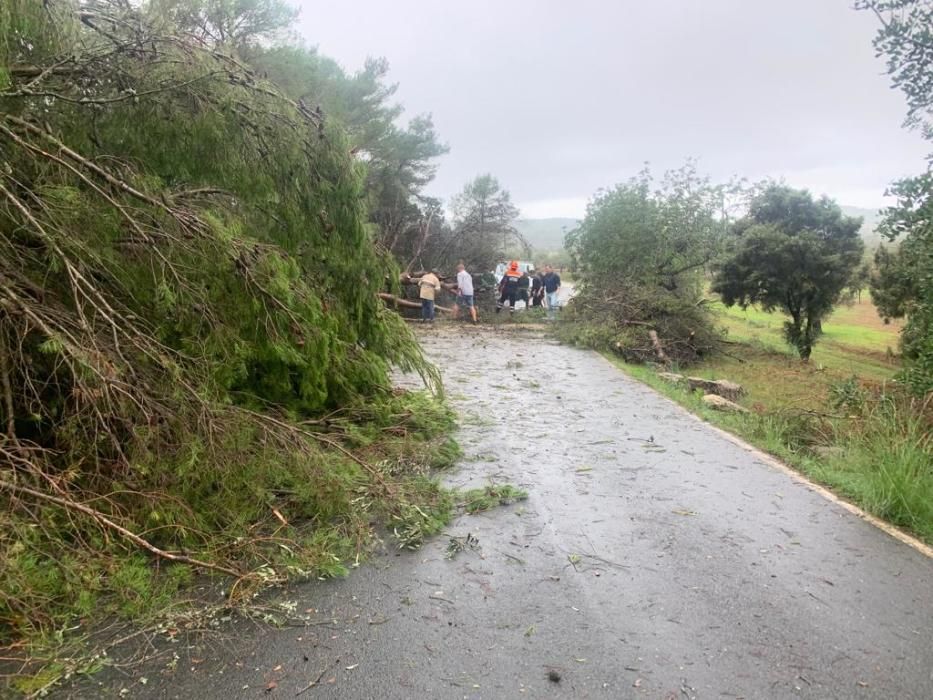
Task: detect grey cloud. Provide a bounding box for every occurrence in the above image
[296,0,927,214]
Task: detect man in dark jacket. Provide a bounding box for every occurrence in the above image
[543,265,561,320]
[531,271,544,308]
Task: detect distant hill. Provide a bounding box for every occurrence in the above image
[840,205,884,249]
[516,207,884,252]
[514,218,579,251]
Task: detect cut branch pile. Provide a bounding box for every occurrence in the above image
[561,282,722,365]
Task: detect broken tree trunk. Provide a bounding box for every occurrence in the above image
[648,329,669,364]
[377,292,454,314]
[401,272,458,292]
[403,209,436,275]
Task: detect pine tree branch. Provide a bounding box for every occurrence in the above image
[0,478,244,579]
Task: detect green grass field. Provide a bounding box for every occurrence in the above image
[715,296,900,377]
[694,296,903,412]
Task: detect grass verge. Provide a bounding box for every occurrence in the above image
[607,357,933,545]
[554,287,930,542]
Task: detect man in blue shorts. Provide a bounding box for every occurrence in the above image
[454,262,478,324]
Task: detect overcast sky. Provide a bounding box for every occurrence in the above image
[295,0,926,219]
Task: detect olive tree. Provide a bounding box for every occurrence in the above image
[713,185,864,360]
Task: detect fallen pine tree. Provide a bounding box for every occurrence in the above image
[0,0,456,672]
[560,284,719,364]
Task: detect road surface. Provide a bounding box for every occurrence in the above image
[69,327,932,699]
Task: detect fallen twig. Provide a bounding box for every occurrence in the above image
[0,479,243,579]
[295,657,340,696]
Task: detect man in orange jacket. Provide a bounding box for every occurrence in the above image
[496,261,523,314]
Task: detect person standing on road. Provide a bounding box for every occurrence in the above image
[454,262,477,324]
[518,270,531,309]
[531,270,545,308]
[543,264,562,320]
[419,269,441,323]
[496,260,523,314]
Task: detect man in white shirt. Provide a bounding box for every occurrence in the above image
[454,262,477,324]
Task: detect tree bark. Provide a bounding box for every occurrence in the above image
[377,292,453,314]
[648,329,669,364]
[400,273,458,292]
[403,208,436,275]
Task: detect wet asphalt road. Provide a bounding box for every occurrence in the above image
[69,327,932,699]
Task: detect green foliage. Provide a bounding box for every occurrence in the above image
[829,375,870,414]
[562,164,728,363]
[812,394,933,542]
[440,174,524,273]
[713,185,864,360]
[0,0,69,67]
[842,258,873,303]
[148,0,299,48]
[1,0,437,409]
[391,485,454,550]
[568,164,727,293]
[245,46,449,267]
[460,484,528,514]
[0,0,455,669]
[0,389,458,642]
[870,175,933,395]
[856,0,933,136]
[858,1,933,395]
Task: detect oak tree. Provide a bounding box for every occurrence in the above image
[713,185,864,360]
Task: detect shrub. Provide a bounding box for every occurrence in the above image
[563,164,726,364]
